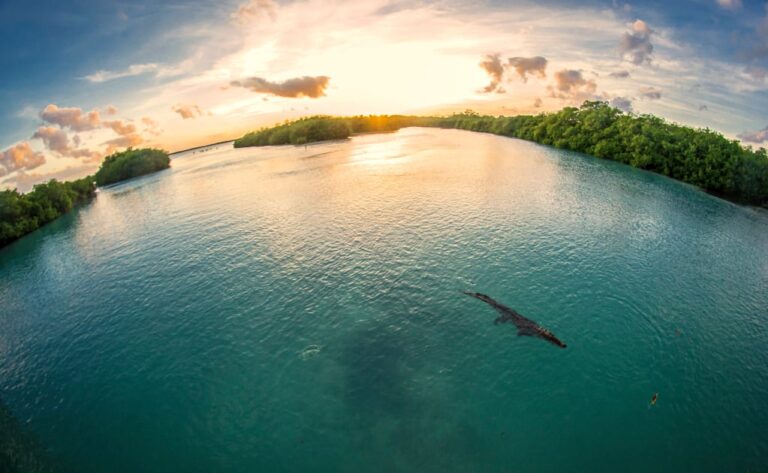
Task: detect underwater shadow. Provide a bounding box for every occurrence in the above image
[0,399,62,473]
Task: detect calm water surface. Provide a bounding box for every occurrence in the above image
[1,128,767,472]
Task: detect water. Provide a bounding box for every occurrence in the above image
[1,128,767,472]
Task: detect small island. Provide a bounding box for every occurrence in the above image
[234,116,352,147]
[233,115,435,147]
[0,148,170,248]
[94,148,170,186]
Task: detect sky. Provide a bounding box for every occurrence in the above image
[2,0,768,191]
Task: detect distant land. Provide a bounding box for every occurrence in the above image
[2,101,767,249]
[234,103,768,208]
[171,140,235,155]
[95,148,170,186]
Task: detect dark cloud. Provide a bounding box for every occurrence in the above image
[507,56,547,82]
[172,104,204,119]
[737,126,768,144]
[230,75,331,98]
[478,54,504,93]
[698,104,709,111]
[478,54,547,92]
[639,86,662,100]
[32,126,101,160]
[609,96,634,112]
[547,69,597,101]
[533,97,543,108]
[609,70,630,78]
[619,19,654,65]
[32,126,69,155]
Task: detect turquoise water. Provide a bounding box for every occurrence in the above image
[1,128,767,472]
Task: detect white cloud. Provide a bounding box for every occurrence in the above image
[84,63,160,83]
[83,60,194,84]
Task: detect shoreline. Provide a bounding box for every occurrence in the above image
[170,139,236,156]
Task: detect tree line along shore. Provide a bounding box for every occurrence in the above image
[2,101,767,248]
[235,102,768,208]
[0,148,169,248]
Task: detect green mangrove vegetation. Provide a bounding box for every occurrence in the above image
[431,102,768,207]
[233,115,436,147]
[234,103,768,207]
[0,177,96,248]
[3,103,767,250]
[94,148,170,186]
[234,116,351,147]
[1,148,170,248]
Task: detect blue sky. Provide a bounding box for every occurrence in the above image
[1,0,768,190]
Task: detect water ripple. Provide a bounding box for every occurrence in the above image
[0,128,767,472]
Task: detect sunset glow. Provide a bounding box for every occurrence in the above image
[2,0,768,190]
